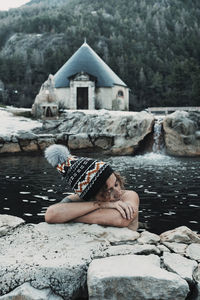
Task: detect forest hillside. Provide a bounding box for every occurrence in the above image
[0,0,200,110]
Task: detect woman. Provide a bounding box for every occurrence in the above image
[44,144,139,230]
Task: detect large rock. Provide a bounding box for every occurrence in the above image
[163,111,200,156]
[137,230,160,244]
[36,110,154,155]
[105,244,161,257]
[193,264,200,300]
[0,282,63,300]
[163,252,197,283]
[87,255,189,300]
[186,243,200,262]
[162,242,188,255]
[0,109,154,155]
[160,226,200,244]
[0,214,25,237]
[0,221,139,299]
[0,217,199,300]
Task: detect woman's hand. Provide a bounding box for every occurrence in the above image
[98,200,134,220]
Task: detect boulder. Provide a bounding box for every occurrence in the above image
[35,110,155,155]
[0,217,199,300]
[105,244,160,257]
[137,230,160,245]
[87,255,189,300]
[160,226,200,244]
[163,252,198,283]
[193,264,200,300]
[68,133,93,149]
[0,282,63,300]
[0,142,21,153]
[163,111,200,156]
[186,244,200,262]
[0,109,155,155]
[0,221,139,299]
[0,214,25,237]
[162,242,188,255]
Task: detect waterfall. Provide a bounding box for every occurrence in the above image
[152,118,165,154]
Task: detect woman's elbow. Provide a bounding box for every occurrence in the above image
[114,217,132,228]
[45,206,56,223]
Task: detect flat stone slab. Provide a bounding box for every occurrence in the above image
[0,214,25,237]
[186,243,200,262]
[0,222,140,299]
[137,230,160,244]
[162,242,188,255]
[0,282,63,300]
[105,244,160,257]
[163,252,198,283]
[160,226,200,244]
[87,254,189,300]
[0,222,110,299]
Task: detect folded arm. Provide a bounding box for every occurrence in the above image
[45,190,139,229]
[74,191,139,229]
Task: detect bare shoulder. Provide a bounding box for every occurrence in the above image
[122,190,139,205]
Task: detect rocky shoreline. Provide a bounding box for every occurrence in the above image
[0,108,200,157]
[0,214,200,299]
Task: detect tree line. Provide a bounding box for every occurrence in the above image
[0,0,200,110]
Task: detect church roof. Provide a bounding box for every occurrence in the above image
[54,42,127,88]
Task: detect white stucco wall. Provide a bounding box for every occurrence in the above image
[111,85,129,111]
[54,88,71,109]
[54,85,129,111]
[95,87,113,109]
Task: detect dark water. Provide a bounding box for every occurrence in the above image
[0,153,199,234]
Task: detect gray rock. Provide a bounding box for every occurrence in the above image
[0,214,25,237]
[193,264,200,299]
[160,226,200,244]
[163,111,200,156]
[16,130,38,140]
[163,252,197,283]
[35,222,140,244]
[0,142,21,153]
[162,242,188,255]
[186,244,200,262]
[0,222,108,299]
[137,230,160,245]
[195,130,200,139]
[157,244,171,253]
[68,133,93,149]
[1,110,155,155]
[105,244,160,257]
[194,264,200,282]
[87,254,189,300]
[0,282,63,300]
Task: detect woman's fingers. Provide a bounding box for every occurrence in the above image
[127,203,134,219]
[118,201,134,220]
[115,203,127,219]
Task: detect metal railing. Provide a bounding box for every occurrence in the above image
[147,107,200,114]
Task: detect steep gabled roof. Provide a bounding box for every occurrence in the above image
[54,42,127,88]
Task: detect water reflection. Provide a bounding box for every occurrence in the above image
[0,153,199,234]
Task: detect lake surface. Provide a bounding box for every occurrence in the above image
[0,153,199,234]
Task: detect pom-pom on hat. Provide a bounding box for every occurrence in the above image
[45,144,113,200]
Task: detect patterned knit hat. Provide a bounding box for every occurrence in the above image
[44,144,113,200]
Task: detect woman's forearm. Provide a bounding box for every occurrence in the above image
[45,201,99,223]
[73,208,134,227]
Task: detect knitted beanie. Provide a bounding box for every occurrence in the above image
[44,144,113,200]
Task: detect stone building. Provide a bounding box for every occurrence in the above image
[32,41,129,118]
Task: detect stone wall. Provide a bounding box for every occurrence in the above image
[0,215,200,299]
[0,110,154,155]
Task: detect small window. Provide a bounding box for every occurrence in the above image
[118,90,124,97]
